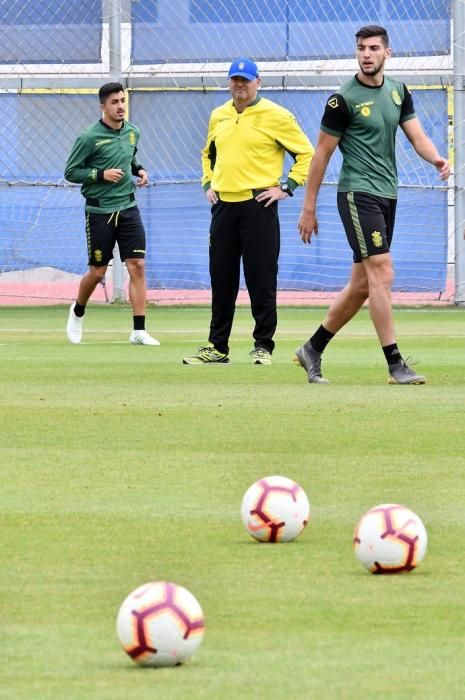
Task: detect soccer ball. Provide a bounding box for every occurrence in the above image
[353,503,428,574]
[241,475,310,542]
[116,581,205,667]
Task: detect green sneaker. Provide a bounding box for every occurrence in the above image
[249,347,272,365]
[182,345,230,365]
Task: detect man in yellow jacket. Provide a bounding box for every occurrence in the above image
[183,58,314,365]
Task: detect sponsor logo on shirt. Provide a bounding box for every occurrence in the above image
[95,139,112,147]
[354,101,373,117]
[328,97,339,109]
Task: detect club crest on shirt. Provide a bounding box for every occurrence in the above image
[391,89,402,106]
[128,131,136,145]
[361,106,371,117]
[328,97,339,109]
[371,231,383,248]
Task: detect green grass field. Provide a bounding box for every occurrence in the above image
[1,304,464,699]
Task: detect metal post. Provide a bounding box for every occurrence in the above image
[109,0,122,80]
[107,0,126,302]
[453,0,465,304]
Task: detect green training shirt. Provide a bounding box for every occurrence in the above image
[64,119,145,214]
[320,75,416,199]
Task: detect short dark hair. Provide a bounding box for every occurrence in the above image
[99,82,124,103]
[355,25,389,47]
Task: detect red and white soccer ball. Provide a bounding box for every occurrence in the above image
[116,581,205,667]
[241,475,310,542]
[353,503,428,574]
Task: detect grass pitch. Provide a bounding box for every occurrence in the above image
[1,304,464,699]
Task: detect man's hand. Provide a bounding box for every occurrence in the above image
[205,188,218,204]
[255,186,289,207]
[136,169,149,187]
[434,157,450,181]
[103,168,124,183]
[298,209,318,244]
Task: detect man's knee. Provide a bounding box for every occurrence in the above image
[126,258,145,278]
[349,278,369,300]
[88,266,107,283]
[365,254,394,287]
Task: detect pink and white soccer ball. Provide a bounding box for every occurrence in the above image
[241,475,310,542]
[116,581,205,667]
[353,503,428,574]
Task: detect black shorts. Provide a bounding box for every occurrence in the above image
[85,206,146,267]
[337,192,397,263]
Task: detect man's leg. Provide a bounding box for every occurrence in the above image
[363,253,425,384]
[294,263,368,382]
[125,257,159,346]
[67,210,115,344]
[322,262,369,334]
[66,264,107,344]
[241,199,279,356]
[362,253,395,346]
[116,207,159,346]
[208,202,241,355]
[76,265,108,306]
[182,201,238,364]
[126,257,146,316]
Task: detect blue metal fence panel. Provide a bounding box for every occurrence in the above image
[131,0,450,62]
[0,0,102,63]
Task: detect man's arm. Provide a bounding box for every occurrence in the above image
[298,129,340,244]
[131,147,148,186]
[201,115,217,203]
[274,112,314,191]
[401,118,450,180]
[255,111,315,207]
[64,134,97,184]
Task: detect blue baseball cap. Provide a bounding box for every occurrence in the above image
[228,57,259,81]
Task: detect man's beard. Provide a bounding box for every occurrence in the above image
[359,62,384,77]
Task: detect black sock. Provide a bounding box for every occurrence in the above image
[133,315,145,331]
[74,302,86,318]
[309,324,335,354]
[383,343,402,366]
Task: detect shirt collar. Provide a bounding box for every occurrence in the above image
[100,118,125,131]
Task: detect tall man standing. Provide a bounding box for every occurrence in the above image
[183,58,313,365]
[65,82,159,345]
[295,26,449,384]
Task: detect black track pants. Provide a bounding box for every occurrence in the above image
[208,198,280,354]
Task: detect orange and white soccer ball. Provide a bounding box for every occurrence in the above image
[116,581,205,667]
[241,475,310,542]
[353,503,428,574]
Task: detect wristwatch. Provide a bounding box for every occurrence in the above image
[280,183,293,197]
